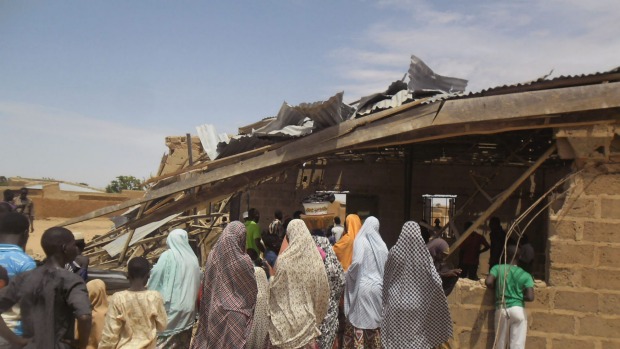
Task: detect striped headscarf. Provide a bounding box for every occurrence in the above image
[268,219,330,349]
[381,221,452,348]
[344,216,388,330]
[191,221,257,349]
[312,236,345,349]
[333,214,362,271]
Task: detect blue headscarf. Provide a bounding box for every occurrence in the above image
[148,229,201,335]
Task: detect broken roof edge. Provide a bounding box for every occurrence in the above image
[59,81,620,227]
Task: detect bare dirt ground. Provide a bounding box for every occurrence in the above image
[25,217,113,260]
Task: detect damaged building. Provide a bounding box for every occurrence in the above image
[64,56,620,348]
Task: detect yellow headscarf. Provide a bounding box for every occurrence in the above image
[86,279,108,349]
[333,214,362,271]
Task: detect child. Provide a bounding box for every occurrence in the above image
[0,227,92,349]
[485,244,535,349]
[99,257,167,349]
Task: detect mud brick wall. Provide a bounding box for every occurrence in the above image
[449,163,620,349]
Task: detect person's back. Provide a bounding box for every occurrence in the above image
[485,244,534,349]
[331,217,344,243]
[100,257,167,349]
[0,212,36,345]
[0,227,92,349]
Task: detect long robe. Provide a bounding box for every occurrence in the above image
[312,236,345,349]
[191,221,257,349]
[381,221,453,349]
[268,219,330,349]
[344,216,388,330]
[147,229,201,336]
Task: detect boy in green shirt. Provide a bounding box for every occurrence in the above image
[485,244,534,349]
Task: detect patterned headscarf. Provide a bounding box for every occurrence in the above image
[191,221,257,349]
[86,279,108,349]
[312,236,345,349]
[333,214,362,271]
[344,216,388,330]
[147,229,201,335]
[268,219,330,349]
[381,221,453,348]
[247,267,270,349]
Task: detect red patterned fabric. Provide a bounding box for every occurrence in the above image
[191,221,258,349]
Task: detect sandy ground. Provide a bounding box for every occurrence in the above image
[25,217,114,260]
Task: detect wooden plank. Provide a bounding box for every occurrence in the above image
[60,82,620,227]
[447,144,557,256]
[118,204,146,265]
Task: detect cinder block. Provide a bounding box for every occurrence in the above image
[529,312,575,334]
[554,290,598,313]
[601,198,620,219]
[457,329,494,349]
[602,340,620,349]
[549,241,595,266]
[583,221,620,243]
[451,308,494,331]
[599,292,620,315]
[548,267,582,287]
[529,287,554,311]
[460,286,495,306]
[527,336,548,349]
[549,218,582,241]
[584,173,620,195]
[598,246,620,268]
[579,315,620,338]
[582,268,620,290]
[552,337,596,349]
[560,198,598,218]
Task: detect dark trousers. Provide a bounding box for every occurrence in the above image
[459,263,479,280]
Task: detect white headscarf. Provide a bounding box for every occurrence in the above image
[344,216,388,330]
[147,229,201,335]
[381,221,452,348]
[268,219,330,349]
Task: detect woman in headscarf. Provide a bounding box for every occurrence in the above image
[191,221,258,349]
[86,279,108,349]
[148,229,201,348]
[312,235,345,349]
[343,216,388,349]
[247,262,270,349]
[333,214,362,272]
[268,219,330,349]
[381,221,453,349]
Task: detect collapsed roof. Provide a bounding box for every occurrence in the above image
[63,55,620,268]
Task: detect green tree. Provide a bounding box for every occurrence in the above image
[105,175,143,193]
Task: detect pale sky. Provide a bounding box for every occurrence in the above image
[2,0,619,188]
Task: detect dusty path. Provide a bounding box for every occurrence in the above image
[25,217,113,260]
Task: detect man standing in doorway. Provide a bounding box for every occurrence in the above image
[489,217,507,268]
[13,189,34,233]
[459,221,490,280]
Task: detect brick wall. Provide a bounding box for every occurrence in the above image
[449,163,620,348]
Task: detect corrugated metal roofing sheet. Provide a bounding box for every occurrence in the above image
[103,213,181,257]
[196,124,229,161]
[408,55,468,93]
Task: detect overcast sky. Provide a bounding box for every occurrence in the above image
[1,0,619,188]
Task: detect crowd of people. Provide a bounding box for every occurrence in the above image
[0,199,536,349]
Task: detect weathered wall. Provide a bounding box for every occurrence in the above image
[15,184,143,218]
[242,159,406,244]
[448,163,620,349]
